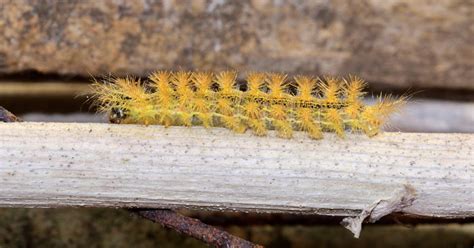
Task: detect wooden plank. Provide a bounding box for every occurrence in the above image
[0,122,472,218]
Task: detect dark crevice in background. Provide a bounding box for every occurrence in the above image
[0,71,91,114]
[187,211,474,226]
[0,96,90,115]
[367,83,474,103]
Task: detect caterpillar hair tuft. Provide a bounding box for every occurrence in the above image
[91,71,406,139]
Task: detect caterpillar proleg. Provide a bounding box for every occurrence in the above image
[91,71,406,139]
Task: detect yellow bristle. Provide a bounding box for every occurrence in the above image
[320,77,341,104]
[114,78,145,99]
[90,78,119,110]
[192,98,208,113]
[273,120,293,138]
[215,71,241,128]
[193,72,214,95]
[361,94,407,136]
[216,98,233,116]
[172,71,192,88]
[267,73,288,98]
[344,76,367,102]
[149,71,171,89]
[149,71,173,101]
[242,100,266,136]
[191,72,215,128]
[242,102,261,119]
[374,94,407,118]
[115,78,155,125]
[193,98,212,127]
[296,108,323,139]
[345,103,364,131]
[359,105,381,137]
[221,115,246,133]
[324,109,345,138]
[149,71,174,126]
[342,77,369,132]
[216,71,238,94]
[268,104,292,138]
[265,73,292,137]
[269,104,287,120]
[241,72,267,135]
[246,72,266,95]
[247,119,267,136]
[294,75,316,101]
[172,71,194,110]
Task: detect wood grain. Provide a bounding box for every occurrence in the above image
[0,122,472,218]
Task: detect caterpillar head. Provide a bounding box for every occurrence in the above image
[109,107,128,124]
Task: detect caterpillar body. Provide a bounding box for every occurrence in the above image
[91,71,406,139]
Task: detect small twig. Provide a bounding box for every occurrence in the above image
[132,209,263,248]
[0,106,22,122]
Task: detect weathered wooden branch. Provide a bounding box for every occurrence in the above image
[0,122,473,219]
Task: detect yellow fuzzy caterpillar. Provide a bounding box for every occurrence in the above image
[91,71,406,139]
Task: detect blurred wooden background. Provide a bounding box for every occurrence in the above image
[0,0,473,247]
